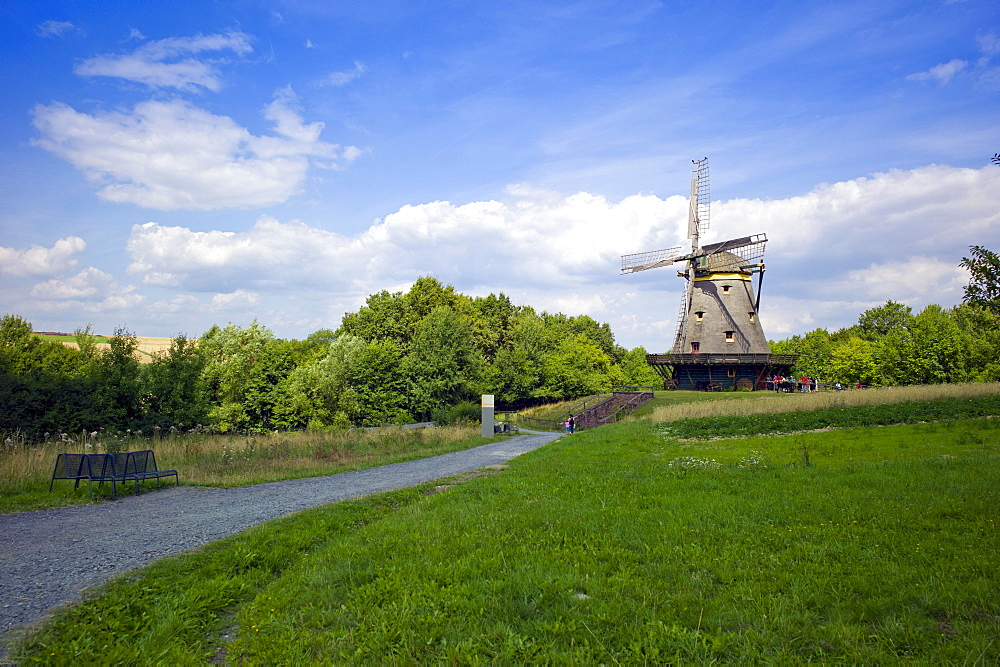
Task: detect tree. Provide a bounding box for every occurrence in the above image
[145,335,208,428]
[619,347,662,387]
[401,307,481,420]
[855,300,913,341]
[539,333,615,398]
[959,245,1000,316]
[0,315,91,437]
[199,321,292,432]
[771,328,834,380]
[89,328,145,429]
[951,304,1000,381]
[826,337,882,386]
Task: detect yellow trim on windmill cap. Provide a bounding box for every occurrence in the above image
[694,272,752,281]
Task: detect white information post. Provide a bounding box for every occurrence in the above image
[481,394,495,438]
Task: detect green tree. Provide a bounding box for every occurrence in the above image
[855,300,913,341]
[878,305,973,385]
[619,347,662,388]
[90,328,144,429]
[471,292,521,364]
[344,339,411,426]
[145,335,208,428]
[401,307,482,420]
[0,315,92,437]
[479,311,546,405]
[771,328,834,379]
[826,336,882,386]
[951,304,1000,381]
[199,321,292,432]
[539,333,615,398]
[959,245,1000,315]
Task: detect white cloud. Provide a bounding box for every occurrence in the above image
[211,289,261,310]
[321,61,367,87]
[28,268,143,314]
[906,59,968,84]
[74,30,253,91]
[0,237,86,277]
[821,256,969,304]
[37,21,79,38]
[119,164,998,347]
[31,89,362,210]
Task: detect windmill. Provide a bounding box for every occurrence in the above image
[621,158,797,390]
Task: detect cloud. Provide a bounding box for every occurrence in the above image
[821,256,968,304]
[211,289,261,310]
[125,190,685,293]
[28,268,144,313]
[321,61,367,87]
[907,59,968,84]
[74,30,253,91]
[0,237,86,277]
[979,33,1000,57]
[31,88,363,210]
[120,164,998,345]
[37,21,79,38]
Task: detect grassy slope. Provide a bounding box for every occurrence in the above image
[15,400,1000,663]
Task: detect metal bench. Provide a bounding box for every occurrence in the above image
[50,451,178,499]
[114,450,178,494]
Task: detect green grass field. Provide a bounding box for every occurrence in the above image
[12,388,1000,663]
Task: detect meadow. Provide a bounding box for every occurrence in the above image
[9,384,1000,662]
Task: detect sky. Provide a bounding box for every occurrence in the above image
[2,0,998,351]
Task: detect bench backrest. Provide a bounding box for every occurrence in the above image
[53,453,117,478]
[126,450,155,474]
[53,453,89,478]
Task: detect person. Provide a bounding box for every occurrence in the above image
[835,381,843,391]
[800,376,810,392]
[568,414,575,434]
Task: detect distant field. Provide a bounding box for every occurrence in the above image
[32,332,181,362]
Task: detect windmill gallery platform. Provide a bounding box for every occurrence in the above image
[622,159,798,391]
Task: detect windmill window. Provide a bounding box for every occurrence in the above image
[722,285,731,294]
[748,312,755,322]
[695,311,704,322]
[725,331,735,342]
[691,342,700,353]
[728,369,736,377]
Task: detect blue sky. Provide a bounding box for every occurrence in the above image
[2,0,998,350]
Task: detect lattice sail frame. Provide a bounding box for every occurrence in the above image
[620,246,683,274]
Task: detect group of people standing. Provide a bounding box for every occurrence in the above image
[769,375,816,392]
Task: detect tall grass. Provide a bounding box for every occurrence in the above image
[649,382,1000,423]
[0,425,480,513]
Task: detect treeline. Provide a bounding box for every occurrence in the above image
[1,277,661,438]
[771,300,1000,386]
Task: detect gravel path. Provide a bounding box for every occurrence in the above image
[0,431,560,651]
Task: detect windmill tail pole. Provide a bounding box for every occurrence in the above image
[755,264,766,312]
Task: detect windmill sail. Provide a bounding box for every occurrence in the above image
[620,246,683,274]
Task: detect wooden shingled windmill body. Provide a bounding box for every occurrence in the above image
[622,159,797,390]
